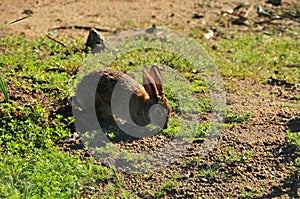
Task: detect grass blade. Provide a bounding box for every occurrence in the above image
[0,76,9,103]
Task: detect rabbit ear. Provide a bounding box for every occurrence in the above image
[142,70,159,99]
[150,65,163,94]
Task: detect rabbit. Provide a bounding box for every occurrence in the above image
[73,65,171,130]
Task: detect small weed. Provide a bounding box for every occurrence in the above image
[224,81,238,92]
[223,110,251,123]
[0,76,9,103]
[198,98,212,113]
[198,167,219,178]
[219,146,254,165]
[240,189,261,199]
[162,117,209,139]
[111,167,123,189]
[286,130,300,151]
[93,143,153,172]
[191,79,209,93]
[100,184,135,199]
[155,176,180,198]
[240,191,255,199]
[286,130,300,171]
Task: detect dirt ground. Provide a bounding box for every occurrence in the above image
[1,0,300,198]
[1,0,299,39]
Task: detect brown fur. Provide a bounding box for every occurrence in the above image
[74,66,171,129]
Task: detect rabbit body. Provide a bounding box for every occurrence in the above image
[74,66,171,129]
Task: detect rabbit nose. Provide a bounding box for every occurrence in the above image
[149,104,168,129]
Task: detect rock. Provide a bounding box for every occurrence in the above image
[204,30,214,39]
[182,173,190,180]
[85,28,106,53]
[192,13,204,19]
[145,25,156,34]
[267,0,281,6]
[200,177,208,182]
[22,9,34,15]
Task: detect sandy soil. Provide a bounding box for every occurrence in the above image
[1,0,299,39]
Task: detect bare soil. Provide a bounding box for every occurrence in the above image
[1,0,299,198]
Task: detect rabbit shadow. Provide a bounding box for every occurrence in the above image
[95,117,147,142]
[54,97,144,153]
[72,102,158,144]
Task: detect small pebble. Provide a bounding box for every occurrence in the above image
[200,177,208,182]
[192,12,204,19]
[22,9,33,15]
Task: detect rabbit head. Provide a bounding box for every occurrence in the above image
[129,65,171,129]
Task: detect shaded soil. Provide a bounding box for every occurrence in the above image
[1,0,300,198]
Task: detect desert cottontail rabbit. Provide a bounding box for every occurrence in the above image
[73,65,171,130]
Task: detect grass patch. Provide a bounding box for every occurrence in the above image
[198,166,219,178]
[223,110,251,123]
[210,33,300,83]
[240,189,262,199]
[0,35,84,99]
[0,149,113,199]
[0,100,115,199]
[286,131,300,151]
[155,176,180,198]
[0,101,72,153]
[286,130,300,170]
[0,35,117,198]
[217,146,254,165]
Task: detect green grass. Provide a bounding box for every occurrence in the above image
[286,130,300,170]
[0,101,72,153]
[240,189,261,199]
[209,33,300,83]
[0,35,84,99]
[223,110,251,123]
[155,176,180,198]
[286,131,300,151]
[218,146,254,165]
[0,97,114,198]
[0,150,113,199]
[198,166,219,178]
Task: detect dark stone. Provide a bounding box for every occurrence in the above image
[85,28,106,53]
